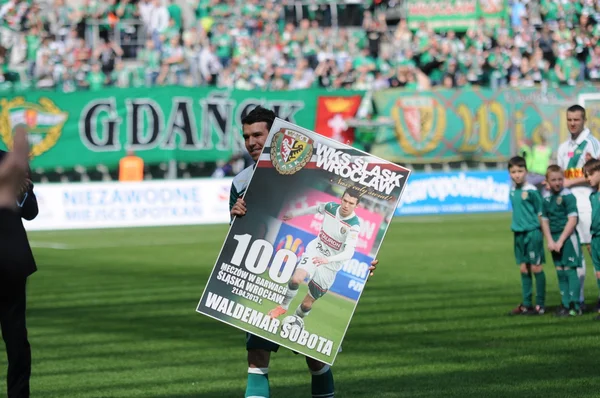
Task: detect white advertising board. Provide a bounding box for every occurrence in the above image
[23,179,233,231]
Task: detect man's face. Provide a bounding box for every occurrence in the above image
[340,193,359,217]
[567,110,585,135]
[509,165,527,185]
[242,122,269,162]
[546,171,564,193]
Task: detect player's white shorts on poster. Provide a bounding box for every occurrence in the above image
[572,188,592,244]
[297,242,341,299]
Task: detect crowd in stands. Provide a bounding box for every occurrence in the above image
[0,0,600,93]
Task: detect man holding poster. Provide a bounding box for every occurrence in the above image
[230,106,344,398]
[198,106,410,398]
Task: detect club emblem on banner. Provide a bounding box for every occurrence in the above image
[0,97,68,158]
[390,96,445,156]
[271,128,314,175]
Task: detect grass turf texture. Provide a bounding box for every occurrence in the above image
[2,213,600,397]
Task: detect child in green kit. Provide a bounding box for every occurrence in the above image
[583,158,600,320]
[540,165,582,316]
[508,156,547,315]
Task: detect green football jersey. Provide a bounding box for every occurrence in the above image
[510,183,542,232]
[542,188,578,233]
[590,191,600,237]
[229,165,254,215]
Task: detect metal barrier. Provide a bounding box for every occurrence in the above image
[84,19,147,59]
[279,0,405,27]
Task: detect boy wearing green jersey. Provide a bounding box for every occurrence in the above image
[540,165,582,316]
[583,158,600,320]
[508,156,547,315]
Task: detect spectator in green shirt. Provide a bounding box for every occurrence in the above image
[555,48,581,85]
[110,60,131,88]
[242,0,261,34]
[25,25,40,80]
[167,0,182,34]
[137,39,161,86]
[541,0,559,22]
[86,63,107,91]
[116,0,136,19]
[212,22,232,67]
[161,17,180,42]
[194,0,210,20]
[52,0,77,41]
[487,46,510,89]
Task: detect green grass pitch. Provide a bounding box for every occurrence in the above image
[3,213,600,397]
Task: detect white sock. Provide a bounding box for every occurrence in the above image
[248,367,268,375]
[296,305,310,318]
[579,257,587,303]
[310,364,330,376]
[281,287,299,310]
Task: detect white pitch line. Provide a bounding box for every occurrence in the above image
[29,242,71,250]
[30,238,204,250]
[398,217,445,223]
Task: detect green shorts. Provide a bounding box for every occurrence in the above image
[550,232,581,268]
[591,236,600,272]
[514,229,545,265]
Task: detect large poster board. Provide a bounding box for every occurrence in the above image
[196,118,411,365]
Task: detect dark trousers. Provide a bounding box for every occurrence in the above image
[0,278,30,398]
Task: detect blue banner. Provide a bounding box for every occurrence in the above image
[396,171,511,216]
[274,223,372,301]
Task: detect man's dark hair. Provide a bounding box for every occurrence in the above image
[508,156,527,170]
[241,106,276,131]
[567,104,586,118]
[342,186,362,204]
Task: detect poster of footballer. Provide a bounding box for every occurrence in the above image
[196,118,411,365]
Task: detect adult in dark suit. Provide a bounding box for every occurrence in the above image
[0,125,37,398]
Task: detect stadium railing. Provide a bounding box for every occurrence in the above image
[84,19,147,60]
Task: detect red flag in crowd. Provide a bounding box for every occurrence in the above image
[315,96,362,145]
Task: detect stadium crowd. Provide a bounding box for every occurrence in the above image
[0,0,600,93]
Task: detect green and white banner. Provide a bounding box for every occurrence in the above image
[0,88,363,170]
[405,0,508,31]
[371,86,600,163]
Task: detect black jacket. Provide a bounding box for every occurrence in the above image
[0,150,38,220]
[0,150,38,282]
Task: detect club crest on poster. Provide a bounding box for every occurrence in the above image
[271,128,315,175]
